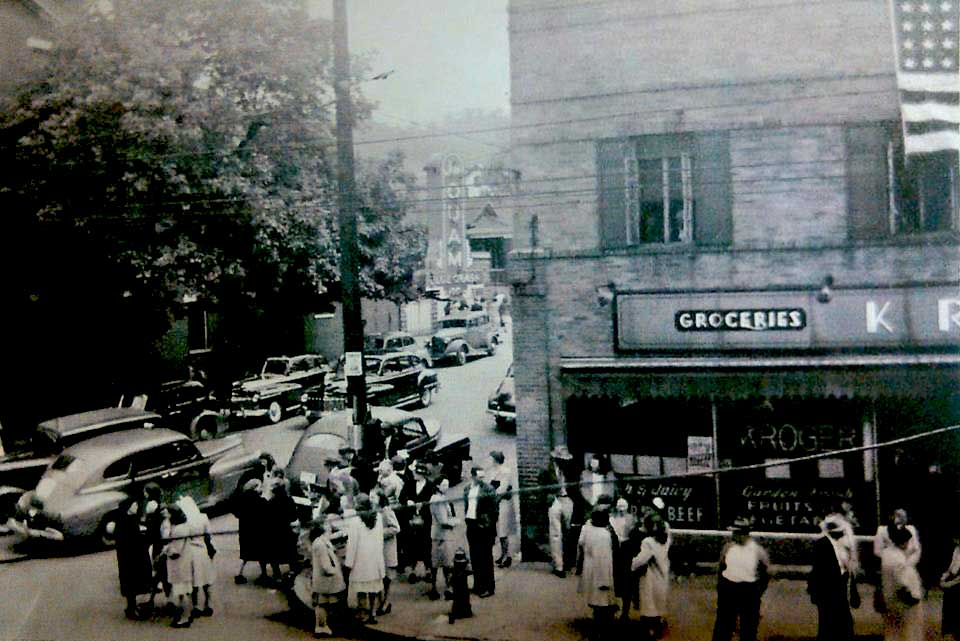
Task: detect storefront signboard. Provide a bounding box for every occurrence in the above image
[721,481,875,533]
[617,477,717,529]
[616,285,960,351]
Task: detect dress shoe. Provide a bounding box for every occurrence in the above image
[427,589,441,601]
[234,575,247,585]
[552,569,566,578]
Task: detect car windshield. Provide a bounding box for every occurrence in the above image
[263,358,290,375]
[366,336,386,350]
[51,454,77,471]
[440,318,466,328]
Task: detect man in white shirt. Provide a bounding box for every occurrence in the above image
[711,518,770,641]
[539,445,575,578]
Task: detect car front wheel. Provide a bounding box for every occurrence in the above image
[267,401,283,424]
[456,347,467,366]
[419,386,433,408]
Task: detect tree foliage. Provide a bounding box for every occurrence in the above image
[0,0,425,428]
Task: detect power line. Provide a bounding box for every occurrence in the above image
[6,87,895,162]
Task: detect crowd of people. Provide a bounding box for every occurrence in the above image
[106,444,490,635]
[107,441,960,641]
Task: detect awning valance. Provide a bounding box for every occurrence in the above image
[559,353,960,400]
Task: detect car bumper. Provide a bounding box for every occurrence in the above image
[6,517,64,541]
[486,407,516,421]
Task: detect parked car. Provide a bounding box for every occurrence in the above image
[0,408,163,526]
[229,354,329,424]
[145,379,228,440]
[428,310,500,365]
[302,352,439,421]
[365,331,433,367]
[286,406,470,493]
[487,363,516,430]
[8,428,260,544]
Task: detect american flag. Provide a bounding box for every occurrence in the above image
[889,0,960,154]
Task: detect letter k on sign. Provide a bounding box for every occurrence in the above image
[866,301,893,333]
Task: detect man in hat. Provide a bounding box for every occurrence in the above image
[463,465,498,597]
[711,517,770,641]
[398,461,434,582]
[538,444,576,577]
[808,514,859,641]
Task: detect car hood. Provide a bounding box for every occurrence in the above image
[433,328,465,340]
[236,377,289,393]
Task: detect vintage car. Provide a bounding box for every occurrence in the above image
[365,331,433,367]
[428,310,500,366]
[301,352,439,421]
[286,406,470,494]
[144,379,229,440]
[0,408,162,526]
[486,363,516,430]
[8,428,259,544]
[229,354,329,424]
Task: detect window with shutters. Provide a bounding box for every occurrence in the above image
[597,133,731,249]
[846,123,959,239]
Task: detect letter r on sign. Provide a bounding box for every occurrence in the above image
[866,301,893,334]
[939,299,960,332]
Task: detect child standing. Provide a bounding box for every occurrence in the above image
[311,519,346,638]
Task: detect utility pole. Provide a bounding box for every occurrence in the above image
[333,0,367,431]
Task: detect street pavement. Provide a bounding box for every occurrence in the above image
[367,562,945,641]
[0,330,517,641]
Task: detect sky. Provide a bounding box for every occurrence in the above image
[312,1,511,125]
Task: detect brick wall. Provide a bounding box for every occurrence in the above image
[506,0,960,556]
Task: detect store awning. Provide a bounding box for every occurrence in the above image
[559,353,960,399]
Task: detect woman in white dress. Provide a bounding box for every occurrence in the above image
[632,514,672,639]
[162,504,193,628]
[344,495,385,624]
[880,525,925,641]
[577,505,617,640]
[179,496,216,618]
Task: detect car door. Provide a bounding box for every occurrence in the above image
[131,440,211,504]
[398,417,432,458]
[376,356,409,407]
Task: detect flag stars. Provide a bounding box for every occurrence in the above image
[921,19,935,30]
[943,19,955,31]
[942,57,955,67]
[940,1,954,11]
[922,56,935,67]
[923,37,937,48]
[904,38,916,50]
[944,37,956,48]
[902,1,914,10]
[904,57,918,67]
[920,2,932,11]
[903,20,915,30]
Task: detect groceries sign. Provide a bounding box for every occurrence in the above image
[617,285,960,350]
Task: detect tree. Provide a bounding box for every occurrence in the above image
[0,0,425,433]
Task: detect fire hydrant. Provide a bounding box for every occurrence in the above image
[448,547,473,624]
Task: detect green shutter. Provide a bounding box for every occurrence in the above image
[693,132,732,246]
[597,140,629,248]
[846,124,892,240]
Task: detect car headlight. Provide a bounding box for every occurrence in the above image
[300,393,308,403]
[252,393,261,402]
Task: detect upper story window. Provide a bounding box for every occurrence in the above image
[846,123,959,240]
[597,132,731,250]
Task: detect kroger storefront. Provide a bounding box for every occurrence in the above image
[560,284,960,565]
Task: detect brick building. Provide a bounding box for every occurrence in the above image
[507,0,960,561]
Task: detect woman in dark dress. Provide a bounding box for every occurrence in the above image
[115,495,153,619]
[262,472,299,584]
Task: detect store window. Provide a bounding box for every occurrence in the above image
[846,123,959,239]
[597,132,732,249]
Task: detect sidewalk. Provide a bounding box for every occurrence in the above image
[366,562,944,641]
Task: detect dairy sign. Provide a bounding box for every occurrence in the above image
[617,285,960,350]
